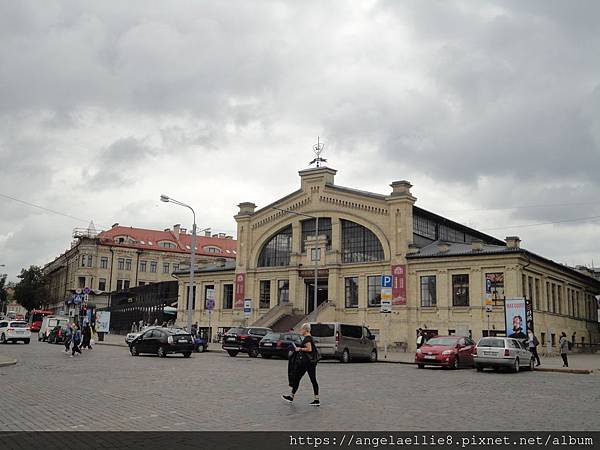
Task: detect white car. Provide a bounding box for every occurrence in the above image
[38,316,70,342]
[0,320,31,344]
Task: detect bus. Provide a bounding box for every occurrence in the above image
[27,310,53,332]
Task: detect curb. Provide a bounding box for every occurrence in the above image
[534,367,592,375]
[378,359,415,365]
[0,358,17,368]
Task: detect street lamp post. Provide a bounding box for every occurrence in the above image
[271,207,320,314]
[160,195,210,333]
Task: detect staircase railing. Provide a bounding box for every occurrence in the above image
[251,304,293,328]
[291,301,331,331]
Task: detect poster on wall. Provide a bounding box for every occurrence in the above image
[485,273,504,299]
[504,297,529,338]
[95,311,111,333]
[391,265,406,305]
[235,273,246,308]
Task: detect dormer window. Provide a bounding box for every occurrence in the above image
[204,246,221,254]
[158,241,177,249]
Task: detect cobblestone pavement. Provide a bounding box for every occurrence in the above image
[1,340,599,431]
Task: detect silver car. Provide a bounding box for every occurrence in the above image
[474,337,535,373]
[308,322,378,363]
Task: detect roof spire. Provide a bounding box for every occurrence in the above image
[309,136,327,168]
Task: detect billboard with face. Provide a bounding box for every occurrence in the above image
[504,298,528,339]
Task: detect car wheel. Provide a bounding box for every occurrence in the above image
[0,334,6,344]
[417,364,425,369]
[248,346,259,358]
[130,345,139,356]
[341,349,351,363]
[183,352,192,358]
[24,339,30,344]
[452,357,459,370]
[227,350,238,357]
[512,358,520,373]
[197,345,205,353]
[262,354,271,359]
[370,350,378,363]
[37,336,42,342]
[157,346,167,358]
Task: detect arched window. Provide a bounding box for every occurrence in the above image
[341,220,384,263]
[158,241,177,248]
[258,226,293,267]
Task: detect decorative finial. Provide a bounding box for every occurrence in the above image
[309,136,327,168]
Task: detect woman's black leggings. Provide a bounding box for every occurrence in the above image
[561,353,568,367]
[292,363,319,396]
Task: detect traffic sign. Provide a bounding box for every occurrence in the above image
[381,287,392,313]
[83,287,91,294]
[206,299,215,311]
[485,304,493,313]
[381,275,392,288]
[243,299,252,317]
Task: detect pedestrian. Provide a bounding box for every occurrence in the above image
[282,323,320,406]
[63,323,73,353]
[191,323,198,337]
[71,325,82,357]
[416,328,425,349]
[81,323,92,349]
[528,329,541,367]
[559,332,569,367]
[131,322,137,333]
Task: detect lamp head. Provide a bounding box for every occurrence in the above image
[160,195,170,203]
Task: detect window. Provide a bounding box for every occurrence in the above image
[140,261,147,272]
[551,284,557,313]
[187,285,196,310]
[485,273,504,303]
[223,284,234,309]
[341,220,384,263]
[125,258,132,271]
[367,276,381,307]
[557,285,563,315]
[345,277,359,308]
[278,280,289,304]
[259,281,271,309]
[98,278,106,291]
[138,282,146,287]
[204,246,221,253]
[301,218,332,252]
[81,255,86,267]
[522,274,527,298]
[118,258,125,270]
[204,285,215,309]
[87,255,93,267]
[420,276,437,307]
[340,324,362,338]
[116,279,129,291]
[158,241,177,248]
[452,274,469,306]
[163,263,170,274]
[78,277,86,288]
[124,280,130,290]
[258,226,292,267]
[173,263,179,272]
[535,279,541,310]
[150,261,157,273]
[546,281,550,311]
[100,257,108,269]
[528,276,533,304]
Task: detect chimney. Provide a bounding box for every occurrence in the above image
[112,223,119,228]
[390,180,412,196]
[225,235,233,240]
[237,202,257,216]
[218,233,225,238]
[164,228,170,232]
[506,236,521,249]
[204,230,211,237]
[437,242,450,253]
[471,240,484,252]
[173,224,181,236]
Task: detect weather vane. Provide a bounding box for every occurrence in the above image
[309,136,327,167]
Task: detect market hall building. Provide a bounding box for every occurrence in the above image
[175,166,600,352]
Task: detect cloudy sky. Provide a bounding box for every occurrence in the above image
[1,0,599,281]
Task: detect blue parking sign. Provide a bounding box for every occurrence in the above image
[381,275,392,288]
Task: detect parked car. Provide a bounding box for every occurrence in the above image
[473,337,535,372]
[415,335,476,369]
[47,325,68,344]
[0,320,31,344]
[129,327,195,358]
[193,335,208,352]
[259,332,303,359]
[222,327,272,357]
[308,322,378,363]
[38,316,70,342]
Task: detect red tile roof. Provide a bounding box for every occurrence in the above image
[98,226,237,259]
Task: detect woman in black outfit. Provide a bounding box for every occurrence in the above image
[282,323,320,406]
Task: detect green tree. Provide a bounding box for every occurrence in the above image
[13,266,49,312]
[0,274,8,312]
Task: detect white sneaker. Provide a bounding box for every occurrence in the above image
[70,355,73,358]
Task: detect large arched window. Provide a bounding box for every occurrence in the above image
[258,226,293,267]
[341,220,384,263]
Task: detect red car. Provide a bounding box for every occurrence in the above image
[415,335,477,369]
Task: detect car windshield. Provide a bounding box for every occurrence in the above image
[10,322,28,328]
[284,334,301,341]
[478,338,505,348]
[310,324,334,337]
[425,337,458,346]
[264,332,282,340]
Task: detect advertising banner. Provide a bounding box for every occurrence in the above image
[504,297,528,338]
[95,311,111,333]
[391,265,406,305]
[235,273,245,308]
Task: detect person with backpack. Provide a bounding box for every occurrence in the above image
[282,323,320,406]
[71,324,82,357]
[527,329,541,367]
[559,332,569,367]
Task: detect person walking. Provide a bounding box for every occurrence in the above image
[63,323,73,353]
[559,332,569,367]
[528,329,541,367]
[282,323,320,406]
[71,325,82,357]
[416,328,425,349]
[81,323,92,349]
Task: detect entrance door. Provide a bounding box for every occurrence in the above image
[305,280,328,314]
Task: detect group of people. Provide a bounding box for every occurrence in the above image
[131,318,175,333]
[63,322,96,357]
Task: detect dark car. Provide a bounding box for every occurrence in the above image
[129,327,195,358]
[47,325,66,344]
[222,327,272,357]
[415,336,477,369]
[259,332,303,359]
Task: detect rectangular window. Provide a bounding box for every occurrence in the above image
[420,276,437,307]
[116,279,125,291]
[535,279,541,310]
[546,281,550,312]
[87,255,93,267]
[259,281,271,309]
[367,276,381,307]
[557,285,562,315]
[118,258,125,270]
[100,257,108,269]
[551,284,557,313]
[140,261,147,272]
[163,263,170,274]
[278,280,289,304]
[150,261,157,273]
[301,218,333,252]
[124,280,130,290]
[528,276,533,304]
[345,277,359,308]
[204,285,215,309]
[138,281,146,287]
[187,285,196,310]
[173,263,179,272]
[485,273,504,302]
[223,284,234,309]
[452,274,469,306]
[98,278,106,291]
[125,258,132,271]
[78,277,86,289]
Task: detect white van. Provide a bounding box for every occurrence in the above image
[38,316,70,341]
[307,322,378,363]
